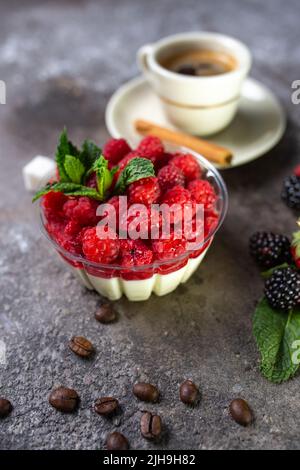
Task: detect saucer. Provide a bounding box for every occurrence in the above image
[105,76,286,169]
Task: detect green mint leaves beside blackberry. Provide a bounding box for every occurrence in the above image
[253,298,300,383]
[114,157,155,194]
[64,155,86,184]
[32,182,102,202]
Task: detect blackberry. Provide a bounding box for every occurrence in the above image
[265,267,300,311]
[281,175,300,210]
[249,232,291,269]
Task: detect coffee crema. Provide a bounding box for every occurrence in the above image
[160,49,237,77]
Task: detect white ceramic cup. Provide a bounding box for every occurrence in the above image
[137,32,252,136]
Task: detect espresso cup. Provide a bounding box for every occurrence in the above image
[137,32,251,136]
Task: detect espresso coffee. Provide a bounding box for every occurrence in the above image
[160,49,236,76]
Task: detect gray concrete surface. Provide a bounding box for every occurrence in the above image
[0,0,300,450]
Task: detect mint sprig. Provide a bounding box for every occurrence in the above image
[33,182,102,202]
[114,157,155,194]
[253,298,300,383]
[33,130,156,203]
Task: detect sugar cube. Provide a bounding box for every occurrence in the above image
[22,155,56,192]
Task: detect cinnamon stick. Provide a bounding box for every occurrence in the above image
[135,119,232,166]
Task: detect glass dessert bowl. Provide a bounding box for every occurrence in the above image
[37,133,228,302]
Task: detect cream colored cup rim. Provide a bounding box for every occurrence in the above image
[144,31,252,82]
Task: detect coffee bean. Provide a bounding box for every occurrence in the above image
[140,411,162,440]
[0,398,13,418]
[106,432,129,450]
[229,398,253,426]
[95,304,117,324]
[94,397,119,416]
[179,380,199,405]
[133,383,159,403]
[69,336,94,358]
[49,386,79,412]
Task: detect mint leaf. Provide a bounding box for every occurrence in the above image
[80,139,101,169]
[114,157,155,194]
[253,297,300,383]
[92,155,113,200]
[64,155,85,184]
[32,182,102,202]
[55,128,79,182]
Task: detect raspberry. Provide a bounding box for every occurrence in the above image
[46,220,82,256]
[42,191,67,220]
[120,206,162,239]
[249,232,291,269]
[170,153,201,181]
[103,138,131,165]
[265,267,300,311]
[136,136,164,165]
[46,219,66,239]
[152,230,187,261]
[188,180,216,211]
[161,185,194,224]
[204,211,219,237]
[282,175,300,210]
[64,219,82,236]
[179,216,204,244]
[63,197,99,226]
[155,152,173,170]
[128,177,161,205]
[158,164,185,192]
[119,239,153,267]
[82,227,119,264]
[104,195,125,224]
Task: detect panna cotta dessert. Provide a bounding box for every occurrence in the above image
[35,130,227,301]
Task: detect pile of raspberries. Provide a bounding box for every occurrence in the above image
[42,136,219,271]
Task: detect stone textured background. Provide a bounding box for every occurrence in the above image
[0,0,300,450]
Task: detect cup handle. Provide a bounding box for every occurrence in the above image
[137,44,154,78]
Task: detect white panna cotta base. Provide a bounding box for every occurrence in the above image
[70,246,209,301]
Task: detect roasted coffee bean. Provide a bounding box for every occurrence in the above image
[94,397,119,416]
[0,398,13,418]
[49,386,79,412]
[95,304,117,324]
[69,336,94,358]
[106,432,129,450]
[229,398,253,426]
[133,383,159,403]
[140,411,162,440]
[179,380,199,405]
